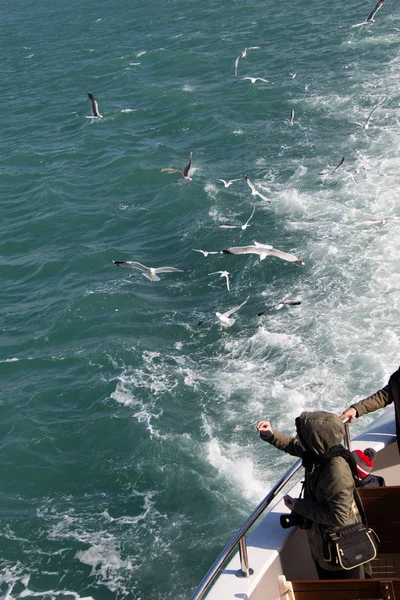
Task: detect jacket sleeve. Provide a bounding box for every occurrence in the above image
[260,429,305,458]
[351,384,391,418]
[293,459,355,527]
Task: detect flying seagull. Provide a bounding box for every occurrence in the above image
[257,300,301,316]
[161,152,193,181]
[285,109,295,125]
[216,296,249,329]
[192,248,220,257]
[289,72,297,79]
[343,0,385,28]
[219,206,256,230]
[209,270,231,292]
[78,92,103,119]
[240,77,270,84]
[319,157,345,176]
[355,101,383,130]
[113,261,187,281]
[222,241,304,265]
[234,46,260,76]
[217,178,241,188]
[245,176,271,203]
[357,217,400,225]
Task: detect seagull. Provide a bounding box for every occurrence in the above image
[161,152,193,181]
[355,101,383,130]
[217,178,241,188]
[209,270,231,292]
[113,261,187,281]
[222,241,304,265]
[240,77,270,84]
[257,300,301,316]
[234,46,260,76]
[357,217,400,225]
[285,109,295,125]
[289,72,297,79]
[319,157,345,176]
[343,0,385,28]
[192,248,220,257]
[245,176,271,203]
[219,206,256,230]
[78,92,103,119]
[216,296,249,329]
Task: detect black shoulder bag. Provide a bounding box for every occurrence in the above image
[322,488,380,570]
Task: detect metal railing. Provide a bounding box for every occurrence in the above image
[190,458,303,600]
[190,423,353,600]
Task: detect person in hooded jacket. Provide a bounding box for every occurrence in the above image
[339,365,400,454]
[257,410,365,579]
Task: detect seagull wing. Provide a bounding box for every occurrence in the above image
[161,168,184,176]
[268,248,304,264]
[244,206,256,226]
[219,224,239,229]
[222,245,259,256]
[245,176,256,194]
[234,55,240,76]
[113,260,149,271]
[183,152,192,177]
[333,157,345,172]
[153,266,186,273]
[366,0,384,22]
[223,296,250,318]
[88,92,101,117]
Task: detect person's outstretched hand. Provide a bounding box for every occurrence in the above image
[339,407,357,423]
[256,420,273,434]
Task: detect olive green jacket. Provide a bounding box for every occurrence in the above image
[261,411,360,570]
[351,384,391,417]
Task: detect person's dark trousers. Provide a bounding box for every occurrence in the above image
[314,561,365,580]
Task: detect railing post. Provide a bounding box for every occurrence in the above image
[236,536,254,578]
[344,422,352,451]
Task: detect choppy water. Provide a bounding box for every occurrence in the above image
[1,0,400,598]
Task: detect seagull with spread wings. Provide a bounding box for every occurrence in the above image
[257,300,302,316]
[222,241,304,265]
[343,0,385,28]
[219,206,256,230]
[78,92,103,119]
[161,152,193,181]
[192,249,220,257]
[216,296,249,329]
[245,176,271,203]
[217,178,241,188]
[208,270,231,292]
[234,46,260,76]
[113,261,187,281]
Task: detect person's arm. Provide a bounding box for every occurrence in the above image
[256,421,304,457]
[294,460,355,527]
[340,384,391,421]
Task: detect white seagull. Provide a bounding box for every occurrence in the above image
[78,92,103,119]
[357,217,400,225]
[289,72,297,79]
[217,178,241,188]
[343,0,385,28]
[161,152,193,181]
[245,176,271,203]
[257,300,301,316]
[219,206,256,230]
[113,261,187,281]
[240,77,270,84]
[222,241,304,265]
[209,270,231,292]
[192,248,220,257]
[355,101,383,130]
[285,109,295,125]
[234,46,260,76]
[216,296,249,329]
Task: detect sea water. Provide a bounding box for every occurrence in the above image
[1,0,400,598]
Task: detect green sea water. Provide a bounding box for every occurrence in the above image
[1,0,400,598]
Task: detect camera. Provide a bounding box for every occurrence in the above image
[280,513,312,530]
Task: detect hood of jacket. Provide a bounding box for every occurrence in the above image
[296,411,345,455]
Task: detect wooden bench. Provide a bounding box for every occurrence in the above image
[358,486,400,554]
[278,575,400,600]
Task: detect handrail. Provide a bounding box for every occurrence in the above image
[190,458,303,600]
